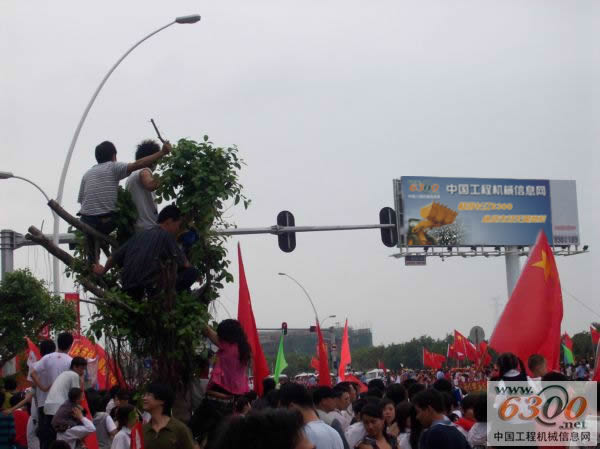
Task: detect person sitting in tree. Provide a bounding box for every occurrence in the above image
[93,205,200,299]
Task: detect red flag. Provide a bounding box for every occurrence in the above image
[590,327,599,346]
[81,394,99,449]
[490,231,563,373]
[131,420,145,449]
[562,333,573,351]
[593,341,600,382]
[377,360,387,374]
[316,323,332,386]
[338,319,351,382]
[477,341,492,368]
[310,357,320,371]
[433,353,446,369]
[453,331,467,360]
[447,343,457,359]
[344,375,368,393]
[423,348,434,368]
[237,243,270,396]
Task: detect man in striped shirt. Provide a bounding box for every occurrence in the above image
[78,140,171,262]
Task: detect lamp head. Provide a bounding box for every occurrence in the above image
[0,171,14,179]
[176,14,201,24]
[278,272,286,276]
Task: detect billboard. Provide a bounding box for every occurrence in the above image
[394,177,579,247]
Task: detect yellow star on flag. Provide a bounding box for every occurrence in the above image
[531,250,553,281]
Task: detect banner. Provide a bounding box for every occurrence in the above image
[395,177,580,246]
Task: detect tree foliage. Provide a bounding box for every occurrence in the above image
[78,136,249,387]
[0,270,76,368]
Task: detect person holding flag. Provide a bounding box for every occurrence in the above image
[191,319,251,447]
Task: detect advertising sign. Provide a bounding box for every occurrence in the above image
[395,177,579,247]
[487,381,597,446]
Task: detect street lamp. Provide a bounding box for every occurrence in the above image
[52,14,201,294]
[0,172,51,203]
[278,272,320,324]
[321,314,337,328]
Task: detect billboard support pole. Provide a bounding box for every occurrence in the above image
[505,246,521,296]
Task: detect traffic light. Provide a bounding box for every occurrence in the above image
[379,207,398,247]
[277,210,296,252]
[282,322,288,335]
[309,325,316,333]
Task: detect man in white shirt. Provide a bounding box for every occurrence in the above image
[42,357,87,448]
[330,385,353,431]
[31,333,74,449]
[279,383,344,449]
[313,387,337,425]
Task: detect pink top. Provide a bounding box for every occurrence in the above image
[207,341,249,395]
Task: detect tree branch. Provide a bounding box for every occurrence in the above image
[81,297,135,314]
[47,200,118,248]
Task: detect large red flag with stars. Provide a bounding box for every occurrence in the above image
[591,326,600,346]
[490,231,563,372]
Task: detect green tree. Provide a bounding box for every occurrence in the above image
[82,136,250,387]
[572,331,594,361]
[0,270,76,368]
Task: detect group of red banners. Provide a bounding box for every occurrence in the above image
[423,329,492,370]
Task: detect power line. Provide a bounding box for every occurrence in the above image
[564,290,600,319]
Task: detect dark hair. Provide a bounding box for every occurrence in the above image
[368,379,386,393]
[157,205,182,224]
[528,354,546,372]
[71,357,88,369]
[497,352,521,377]
[473,392,487,422]
[262,378,276,395]
[68,387,83,403]
[9,391,25,408]
[3,377,17,391]
[395,401,413,432]
[461,393,479,413]
[135,140,160,161]
[115,404,135,430]
[352,398,368,418]
[407,383,426,401]
[366,387,384,399]
[408,400,423,449]
[279,382,313,408]
[432,378,452,393]
[541,371,569,382]
[265,389,280,408]
[146,383,174,416]
[88,391,105,416]
[412,389,445,414]
[213,409,304,449]
[333,383,351,394]
[0,392,4,410]
[385,383,407,405]
[57,332,74,351]
[312,386,335,405]
[245,391,258,402]
[361,402,384,420]
[40,339,56,356]
[235,397,251,414]
[216,319,251,364]
[109,386,120,399]
[440,391,455,415]
[95,141,117,163]
[116,390,130,401]
[49,441,72,449]
[401,378,417,389]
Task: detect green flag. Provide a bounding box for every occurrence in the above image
[274,334,288,384]
[562,344,574,364]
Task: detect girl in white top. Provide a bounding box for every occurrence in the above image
[110,404,136,449]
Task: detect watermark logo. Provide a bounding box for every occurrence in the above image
[488,381,597,446]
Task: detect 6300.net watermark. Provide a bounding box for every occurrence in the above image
[487,381,597,446]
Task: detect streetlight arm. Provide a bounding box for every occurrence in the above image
[54,19,176,208]
[279,273,320,324]
[12,176,51,203]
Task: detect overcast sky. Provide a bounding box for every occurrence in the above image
[2,0,597,345]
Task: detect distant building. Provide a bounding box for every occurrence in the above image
[259,326,373,359]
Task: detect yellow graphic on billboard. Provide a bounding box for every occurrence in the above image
[408,202,458,245]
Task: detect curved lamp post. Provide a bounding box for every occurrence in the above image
[0,171,51,203]
[52,14,201,294]
[278,272,321,324]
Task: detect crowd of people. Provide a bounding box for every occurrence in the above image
[0,324,598,449]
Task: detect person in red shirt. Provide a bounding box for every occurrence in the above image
[10,393,29,449]
[454,393,478,433]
